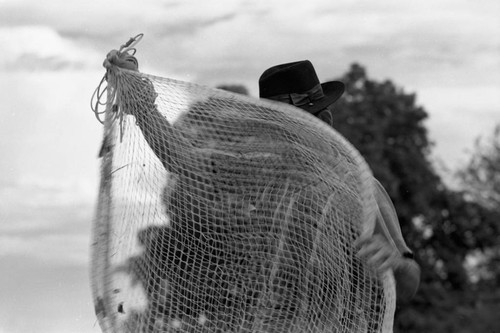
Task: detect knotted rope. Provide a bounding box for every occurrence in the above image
[90,33,143,124]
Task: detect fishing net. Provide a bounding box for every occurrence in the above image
[90,37,396,333]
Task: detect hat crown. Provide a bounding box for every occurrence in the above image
[259,60,320,98]
[258,60,345,115]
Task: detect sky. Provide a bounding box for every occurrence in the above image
[0,0,499,332]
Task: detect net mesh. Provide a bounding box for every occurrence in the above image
[90,64,396,333]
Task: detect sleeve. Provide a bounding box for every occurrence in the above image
[119,72,189,174]
[372,178,412,256]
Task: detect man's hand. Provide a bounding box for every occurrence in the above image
[103,49,139,71]
[355,232,420,302]
[355,233,399,275]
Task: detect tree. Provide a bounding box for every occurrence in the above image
[216,84,249,95]
[330,63,500,332]
[458,125,500,289]
[458,124,500,210]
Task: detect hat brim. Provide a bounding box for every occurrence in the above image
[300,81,345,115]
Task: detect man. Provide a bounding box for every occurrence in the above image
[258,60,420,303]
[105,51,419,304]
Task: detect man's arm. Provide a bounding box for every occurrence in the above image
[105,50,184,173]
[356,178,420,303]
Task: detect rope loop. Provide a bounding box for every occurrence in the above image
[90,74,109,124]
[119,33,143,55]
[91,33,144,124]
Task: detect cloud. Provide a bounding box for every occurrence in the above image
[2,0,496,90]
[0,25,101,71]
[0,233,90,266]
[153,12,238,38]
[0,0,240,51]
[0,256,99,333]
[0,178,96,266]
[0,70,105,188]
[0,178,96,231]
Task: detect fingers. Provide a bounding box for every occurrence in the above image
[367,246,395,273]
[103,50,119,68]
[103,50,139,71]
[356,234,398,275]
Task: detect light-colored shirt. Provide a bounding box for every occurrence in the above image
[373,178,412,256]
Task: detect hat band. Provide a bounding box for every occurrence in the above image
[269,83,324,107]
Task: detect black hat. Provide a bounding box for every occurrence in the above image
[259,60,345,115]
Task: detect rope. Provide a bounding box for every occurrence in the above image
[118,33,143,55]
[91,33,144,124]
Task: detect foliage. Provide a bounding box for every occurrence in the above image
[457,125,500,290]
[458,125,500,209]
[329,63,500,332]
[216,84,249,95]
